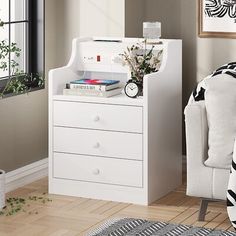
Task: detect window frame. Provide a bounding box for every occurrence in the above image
[0,0,45,98]
[1,0,29,80]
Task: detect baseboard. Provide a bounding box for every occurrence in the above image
[5,158,48,193]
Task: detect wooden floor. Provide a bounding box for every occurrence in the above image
[0,177,233,236]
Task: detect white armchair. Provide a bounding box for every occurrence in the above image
[184,101,230,221]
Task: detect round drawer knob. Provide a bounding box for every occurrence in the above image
[93,116,100,122]
[93,142,100,149]
[93,169,100,175]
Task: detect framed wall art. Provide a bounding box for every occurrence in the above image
[199,0,236,38]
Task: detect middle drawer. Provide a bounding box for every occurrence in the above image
[54,127,143,160]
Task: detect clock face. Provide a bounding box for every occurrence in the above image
[125,82,139,98]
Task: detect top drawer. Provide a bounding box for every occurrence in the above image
[53,101,143,133]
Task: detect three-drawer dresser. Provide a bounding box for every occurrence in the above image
[49,37,182,205]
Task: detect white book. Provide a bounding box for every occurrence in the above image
[69,83,120,91]
[63,87,123,98]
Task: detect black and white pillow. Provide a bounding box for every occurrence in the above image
[188,62,236,104]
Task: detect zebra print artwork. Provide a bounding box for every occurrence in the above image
[205,0,236,18]
[199,0,236,37]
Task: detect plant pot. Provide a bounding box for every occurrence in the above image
[0,170,5,209]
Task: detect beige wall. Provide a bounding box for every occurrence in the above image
[144,0,181,39]
[0,91,48,172]
[0,0,60,172]
[56,0,125,66]
[79,0,125,38]
[125,0,145,37]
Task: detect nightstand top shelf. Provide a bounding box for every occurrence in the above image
[53,93,144,107]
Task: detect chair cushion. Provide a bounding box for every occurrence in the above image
[204,74,236,169]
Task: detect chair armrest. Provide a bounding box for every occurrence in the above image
[184,101,208,166]
[184,101,228,199]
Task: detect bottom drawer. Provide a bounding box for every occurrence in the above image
[53,153,143,188]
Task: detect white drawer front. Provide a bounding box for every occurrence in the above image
[53,101,142,133]
[54,127,143,160]
[53,153,143,187]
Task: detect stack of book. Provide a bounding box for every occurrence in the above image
[63,79,122,98]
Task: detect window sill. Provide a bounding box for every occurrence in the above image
[0,86,45,99]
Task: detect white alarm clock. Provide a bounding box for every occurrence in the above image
[124,80,142,98]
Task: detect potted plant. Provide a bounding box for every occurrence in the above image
[120,40,163,98]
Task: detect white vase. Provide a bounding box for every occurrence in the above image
[0,170,5,209]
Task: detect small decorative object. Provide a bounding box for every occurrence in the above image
[143,22,162,39]
[199,0,236,38]
[120,41,163,98]
[0,170,5,210]
[124,80,142,98]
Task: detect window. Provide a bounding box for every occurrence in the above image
[0,0,44,98]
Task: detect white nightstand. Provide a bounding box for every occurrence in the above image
[49,37,182,205]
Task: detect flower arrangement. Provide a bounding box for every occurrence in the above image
[120,41,163,83]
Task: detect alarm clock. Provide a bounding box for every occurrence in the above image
[124,80,142,98]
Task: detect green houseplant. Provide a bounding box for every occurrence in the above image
[0,17,44,98]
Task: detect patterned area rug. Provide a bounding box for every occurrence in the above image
[87,218,236,236]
